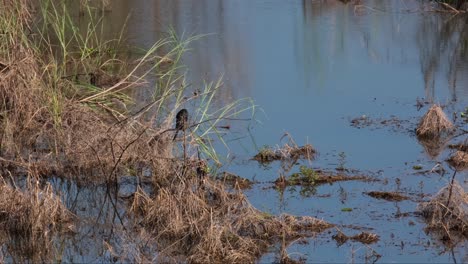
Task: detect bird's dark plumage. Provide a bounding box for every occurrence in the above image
[173,109,188,141]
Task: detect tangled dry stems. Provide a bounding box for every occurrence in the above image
[0,46,174,184]
[417,181,468,242]
[132,177,332,263]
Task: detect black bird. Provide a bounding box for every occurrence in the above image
[173,109,188,141]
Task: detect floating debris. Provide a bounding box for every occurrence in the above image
[350,115,411,133]
[333,231,380,245]
[276,167,372,188]
[350,115,372,128]
[253,144,316,164]
[365,191,410,202]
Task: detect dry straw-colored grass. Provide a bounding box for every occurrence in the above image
[132,177,333,263]
[253,143,316,164]
[1,1,334,262]
[0,176,72,262]
[416,104,454,138]
[417,181,467,242]
[446,150,468,170]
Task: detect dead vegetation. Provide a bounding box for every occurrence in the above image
[132,178,333,263]
[448,142,468,152]
[216,172,253,189]
[275,167,371,189]
[364,191,410,202]
[417,181,468,243]
[0,175,72,262]
[446,150,468,170]
[253,144,316,164]
[0,1,331,262]
[416,105,454,139]
[332,230,380,246]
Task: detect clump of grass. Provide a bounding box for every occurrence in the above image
[416,104,454,138]
[276,167,370,188]
[417,181,467,242]
[0,176,72,262]
[332,230,379,245]
[446,150,468,170]
[448,142,468,152]
[253,144,316,164]
[132,177,333,263]
[216,171,253,189]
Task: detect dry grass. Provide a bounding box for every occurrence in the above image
[277,168,371,189]
[416,105,454,138]
[448,142,468,152]
[216,172,253,189]
[0,1,334,262]
[132,178,333,263]
[417,181,467,242]
[332,231,379,245]
[446,150,468,170]
[0,175,72,262]
[253,144,316,163]
[0,0,177,185]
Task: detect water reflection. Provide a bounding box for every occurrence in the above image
[417,14,468,102]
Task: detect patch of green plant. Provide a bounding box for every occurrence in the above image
[412,165,423,170]
[290,165,318,185]
[461,107,468,122]
[341,208,353,212]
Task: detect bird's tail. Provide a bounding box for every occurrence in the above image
[172,130,179,141]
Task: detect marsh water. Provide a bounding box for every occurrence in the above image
[54,0,467,262]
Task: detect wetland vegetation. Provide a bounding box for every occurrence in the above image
[0,0,467,263]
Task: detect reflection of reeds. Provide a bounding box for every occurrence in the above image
[417,135,449,159]
[437,0,468,10]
